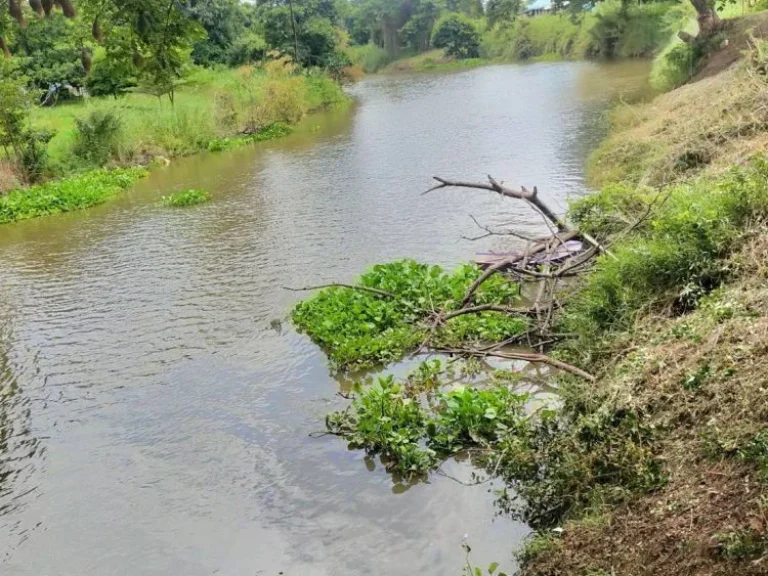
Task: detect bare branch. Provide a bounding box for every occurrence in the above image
[434,347,596,382]
[440,305,539,322]
[283,283,395,298]
[426,176,570,232]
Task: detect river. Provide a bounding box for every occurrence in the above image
[0,60,649,576]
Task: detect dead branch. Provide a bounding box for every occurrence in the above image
[425,176,570,232]
[283,283,394,298]
[435,347,596,382]
[464,214,537,242]
[459,230,581,307]
[440,305,539,322]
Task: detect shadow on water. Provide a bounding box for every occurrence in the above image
[0,60,650,575]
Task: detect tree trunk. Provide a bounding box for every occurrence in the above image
[690,0,721,37]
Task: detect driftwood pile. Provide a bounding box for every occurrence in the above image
[418,175,609,382]
[289,174,655,382]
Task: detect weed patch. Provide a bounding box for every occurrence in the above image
[291,260,525,371]
[0,167,147,224]
[161,189,211,207]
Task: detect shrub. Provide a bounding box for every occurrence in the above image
[347,43,390,73]
[432,15,481,59]
[565,159,768,340]
[161,189,211,207]
[86,55,137,98]
[228,32,268,66]
[73,110,123,166]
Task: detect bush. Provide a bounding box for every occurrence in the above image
[432,15,482,59]
[347,43,390,73]
[86,56,137,98]
[228,32,268,66]
[481,2,677,61]
[73,110,123,166]
[565,159,768,340]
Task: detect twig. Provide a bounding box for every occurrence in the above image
[440,305,539,322]
[283,283,395,298]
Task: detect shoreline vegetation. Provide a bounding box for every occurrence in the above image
[293,11,768,576]
[0,60,347,224]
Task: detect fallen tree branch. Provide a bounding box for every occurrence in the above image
[283,283,395,298]
[460,230,581,307]
[434,347,596,382]
[425,175,570,232]
[439,304,539,322]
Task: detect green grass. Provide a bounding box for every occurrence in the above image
[564,158,768,354]
[161,188,211,207]
[381,49,490,73]
[347,43,392,73]
[0,167,147,224]
[28,65,347,176]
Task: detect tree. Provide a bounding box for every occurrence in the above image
[432,15,480,59]
[258,0,347,67]
[400,0,441,52]
[7,13,86,95]
[181,0,249,66]
[486,0,521,27]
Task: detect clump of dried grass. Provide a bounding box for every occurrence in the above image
[589,28,768,188]
[0,159,19,194]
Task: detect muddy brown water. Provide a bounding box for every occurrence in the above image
[0,61,650,575]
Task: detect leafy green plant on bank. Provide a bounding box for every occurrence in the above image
[563,159,768,347]
[291,260,525,371]
[161,189,212,207]
[73,110,123,166]
[326,370,530,477]
[0,167,147,224]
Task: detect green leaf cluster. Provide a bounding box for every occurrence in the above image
[0,167,147,223]
[326,371,530,476]
[161,188,212,207]
[292,259,525,371]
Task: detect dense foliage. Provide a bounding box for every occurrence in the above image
[432,15,481,59]
[327,368,531,476]
[292,259,525,370]
[0,167,147,223]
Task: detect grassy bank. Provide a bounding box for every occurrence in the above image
[589,15,768,189]
[518,16,768,576]
[294,14,768,576]
[0,60,347,224]
[30,62,347,178]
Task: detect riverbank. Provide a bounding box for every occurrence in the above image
[349,1,695,75]
[0,62,347,223]
[294,13,768,576]
[517,15,768,576]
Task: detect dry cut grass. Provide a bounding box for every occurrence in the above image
[589,14,768,188]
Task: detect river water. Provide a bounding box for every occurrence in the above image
[0,61,649,576]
